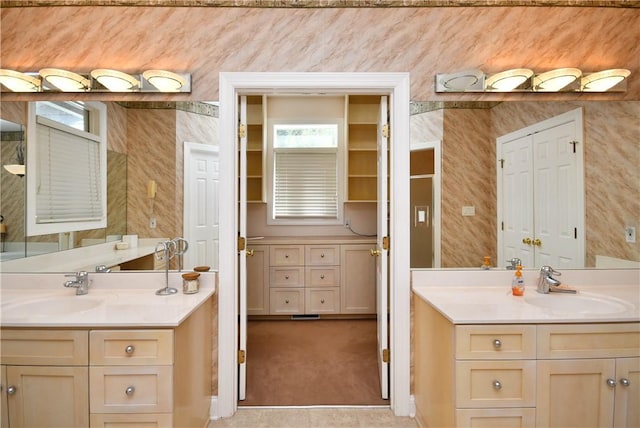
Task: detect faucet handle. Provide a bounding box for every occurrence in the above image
[540,266,561,276]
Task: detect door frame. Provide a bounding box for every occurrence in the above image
[217,72,411,418]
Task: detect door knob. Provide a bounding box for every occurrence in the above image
[533,238,542,246]
[620,378,631,387]
[246,249,254,257]
[522,238,532,245]
[7,385,16,395]
[370,248,381,256]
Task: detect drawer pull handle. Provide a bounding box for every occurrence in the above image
[285,299,290,304]
[321,299,325,304]
[620,378,631,387]
[125,345,135,354]
[493,339,502,349]
[7,385,17,395]
[125,386,136,396]
[320,275,325,279]
[606,378,617,388]
[492,380,502,390]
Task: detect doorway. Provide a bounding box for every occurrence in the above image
[217,73,411,419]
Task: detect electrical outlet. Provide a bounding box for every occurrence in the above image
[150,216,157,229]
[344,218,350,228]
[625,226,636,243]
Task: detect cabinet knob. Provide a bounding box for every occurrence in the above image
[320,274,325,279]
[493,339,502,349]
[285,275,289,280]
[321,299,325,304]
[492,380,502,390]
[321,253,325,258]
[125,386,136,396]
[620,378,631,387]
[606,378,617,388]
[7,385,16,395]
[285,299,290,304]
[285,254,289,258]
[125,345,135,354]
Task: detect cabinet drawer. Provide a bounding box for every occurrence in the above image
[456,325,536,360]
[537,323,640,359]
[90,330,174,365]
[270,288,304,315]
[270,245,304,266]
[270,267,304,288]
[456,408,536,428]
[305,287,340,314]
[306,267,340,287]
[90,413,173,427]
[455,360,536,408]
[0,329,88,366]
[90,366,173,413]
[306,245,339,265]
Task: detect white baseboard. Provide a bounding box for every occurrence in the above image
[209,396,219,420]
[409,395,416,418]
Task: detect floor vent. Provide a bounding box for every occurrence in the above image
[291,314,320,320]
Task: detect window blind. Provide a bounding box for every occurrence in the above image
[273,151,337,219]
[35,123,103,223]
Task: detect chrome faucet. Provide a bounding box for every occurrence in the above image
[64,271,90,295]
[536,266,575,294]
[506,258,522,270]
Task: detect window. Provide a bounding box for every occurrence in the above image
[26,101,107,236]
[268,123,343,224]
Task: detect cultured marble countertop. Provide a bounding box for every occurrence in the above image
[0,271,216,328]
[412,269,640,324]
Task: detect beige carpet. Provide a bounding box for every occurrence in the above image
[240,319,388,406]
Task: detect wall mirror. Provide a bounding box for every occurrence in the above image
[1,100,637,272]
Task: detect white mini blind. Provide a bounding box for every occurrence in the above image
[273,151,337,219]
[35,122,103,223]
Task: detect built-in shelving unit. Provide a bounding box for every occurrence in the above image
[347,95,380,202]
[246,95,264,202]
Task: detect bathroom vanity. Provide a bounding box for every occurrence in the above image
[412,269,640,428]
[0,272,215,428]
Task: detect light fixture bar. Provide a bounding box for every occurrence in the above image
[436,68,629,93]
[0,69,191,93]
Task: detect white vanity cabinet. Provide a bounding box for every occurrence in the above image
[252,239,376,316]
[414,296,640,428]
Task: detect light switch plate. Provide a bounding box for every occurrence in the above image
[462,206,475,216]
[625,226,636,243]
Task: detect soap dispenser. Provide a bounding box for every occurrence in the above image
[481,256,491,270]
[512,265,525,296]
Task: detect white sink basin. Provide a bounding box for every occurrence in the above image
[524,292,635,315]
[2,296,103,317]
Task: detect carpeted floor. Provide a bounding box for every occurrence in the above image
[240,319,388,406]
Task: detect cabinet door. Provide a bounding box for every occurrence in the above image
[247,245,269,315]
[537,359,615,428]
[614,357,640,428]
[340,244,376,314]
[6,365,89,427]
[1,366,7,428]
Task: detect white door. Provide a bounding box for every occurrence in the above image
[498,108,584,269]
[376,95,389,399]
[533,121,582,268]
[501,134,535,268]
[238,96,248,400]
[183,142,219,270]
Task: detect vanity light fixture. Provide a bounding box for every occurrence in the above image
[91,69,140,92]
[40,68,90,92]
[0,69,41,92]
[581,68,631,92]
[532,68,582,92]
[0,68,191,93]
[485,68,534,91]
[435,69,485,92]
[3,140,25,177]
[142,70,188,92]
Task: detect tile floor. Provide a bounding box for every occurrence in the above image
[208,407,418,428]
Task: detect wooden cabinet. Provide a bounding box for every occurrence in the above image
[0,330,89,428]
[247,245,270,315]
[0,299,212,428]
[340,244,376,314]
[536,323,640,428]
[253,241,374,316]
[347,95,380,202]
[414,298,640,428]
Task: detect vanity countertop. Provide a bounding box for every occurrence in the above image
[412,269,640,324]
[0,271,216,328]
